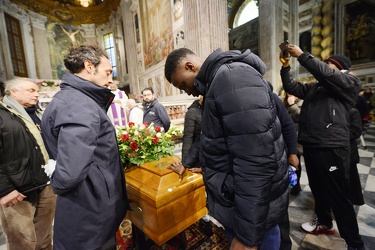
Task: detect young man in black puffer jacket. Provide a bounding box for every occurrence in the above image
[165,48,289,250]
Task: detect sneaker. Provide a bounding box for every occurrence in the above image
[301,219,335,235]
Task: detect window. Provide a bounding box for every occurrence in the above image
[103,33,117,78]
[5,13,28,77]
[233,0,259,28]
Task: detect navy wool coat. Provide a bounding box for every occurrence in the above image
[41,73,130,250]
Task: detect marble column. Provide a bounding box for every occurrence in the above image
[121,0,139,95]
[183,0,228,58]
[29,12,52,79]
[258,0,284,92]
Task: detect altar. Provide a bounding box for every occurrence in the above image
[125,155,207,246]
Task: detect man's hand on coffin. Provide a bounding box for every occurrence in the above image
[168,162,186,182]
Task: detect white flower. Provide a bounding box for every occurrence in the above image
[134,131,139,136]
[156,132,162,137]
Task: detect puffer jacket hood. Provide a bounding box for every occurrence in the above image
[194,49,266,95]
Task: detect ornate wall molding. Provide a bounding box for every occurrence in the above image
[3,0,29,23]
[29,12,48,30]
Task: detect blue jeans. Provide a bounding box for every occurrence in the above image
[226,225,280,250]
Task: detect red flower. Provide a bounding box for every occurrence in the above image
[128,122,135,127]
[121,134,129,141]
[154,126,161,132]
[152,136,159,144]
[143,122,148,127]
[130,141,138,151]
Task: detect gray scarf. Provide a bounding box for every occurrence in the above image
[2,95,33,122]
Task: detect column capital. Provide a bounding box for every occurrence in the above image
[29,12,47,30]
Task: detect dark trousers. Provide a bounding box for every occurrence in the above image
[349,163,365,205]
[279,212,292,250]
[303,147,364,248]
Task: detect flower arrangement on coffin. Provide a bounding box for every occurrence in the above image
[117,122,184,169]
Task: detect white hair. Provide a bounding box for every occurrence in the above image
[4,78,36,96]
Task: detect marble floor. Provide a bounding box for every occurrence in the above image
[1,123,375,250]
[288,122,375,250]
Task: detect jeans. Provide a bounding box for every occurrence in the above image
[226,225,280,250]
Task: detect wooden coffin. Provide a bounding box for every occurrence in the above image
[125,155,207,246]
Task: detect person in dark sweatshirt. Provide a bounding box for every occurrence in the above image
[280,44,364,250]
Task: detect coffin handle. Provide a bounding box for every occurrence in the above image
[129,201,143,214]
[133,206,143,214]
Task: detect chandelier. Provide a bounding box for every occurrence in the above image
[79,0,90,7]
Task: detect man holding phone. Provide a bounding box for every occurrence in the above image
[279,44,365,250]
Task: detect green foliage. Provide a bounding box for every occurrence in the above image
[117,122,183,169]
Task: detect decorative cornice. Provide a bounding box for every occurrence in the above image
[29,12,48,30]
[9,0,121,25]
[3,0,29,23]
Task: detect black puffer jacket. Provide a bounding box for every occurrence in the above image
[280,53,361,148]
[182,100,202,160]
[0,104,49,198]
[195,49,289,247]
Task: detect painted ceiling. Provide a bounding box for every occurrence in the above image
[10,0,121,25]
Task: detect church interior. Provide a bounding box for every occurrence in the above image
[1,0,375,249]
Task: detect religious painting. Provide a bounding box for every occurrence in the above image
[46,22,85,79]
[344,1,375,64]
[139,0,174,69]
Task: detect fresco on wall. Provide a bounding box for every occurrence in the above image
[46,22,85,79]
[345,1,375,63]
[173,0,183,21]
[139,0,174,69]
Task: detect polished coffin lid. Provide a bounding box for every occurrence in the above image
[125,155,205,208]
[125,155,207,245]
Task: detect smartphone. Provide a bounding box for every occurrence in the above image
[279,40,289,57]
